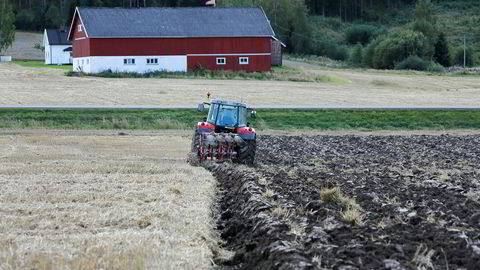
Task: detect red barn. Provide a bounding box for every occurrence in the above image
[67,7,283,73]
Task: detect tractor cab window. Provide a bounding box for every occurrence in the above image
[207,103,219,124]
[217,105,237,127]
[207,103,247,127]
[237,107,247,127]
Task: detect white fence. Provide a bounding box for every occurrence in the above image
[0,56,12,62]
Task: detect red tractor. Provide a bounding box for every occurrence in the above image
[191,99,257,164]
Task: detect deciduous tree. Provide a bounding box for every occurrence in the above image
[0,0,16,54]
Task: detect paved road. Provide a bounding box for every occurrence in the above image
[1,105,480,110]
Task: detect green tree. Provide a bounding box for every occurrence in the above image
[453,47,475,67]
[413,0,437,40]
[349,43,363,66]
[362,36,384,68]
[289,0,311,53]
[15,9,35,30]
[345,24,381,45]
[0,0,15,53]
[222,0,312,54]
[373,30,430,69]
[434,32,450,67]
[45,4,63,28]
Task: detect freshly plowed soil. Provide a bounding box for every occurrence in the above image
[207,135,480,269]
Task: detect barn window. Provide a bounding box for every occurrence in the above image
[216,57,226,65]
[147,58,158,65]
[78,25,82,32]
[86,59,89,65]
[239,57,249,65]
[124,58,135,65]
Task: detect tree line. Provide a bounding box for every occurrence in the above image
[3,0,445,31]
[1,0,477,67]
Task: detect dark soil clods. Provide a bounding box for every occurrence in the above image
[206,135,480,270]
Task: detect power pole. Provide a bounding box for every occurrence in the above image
[463,35,466,68]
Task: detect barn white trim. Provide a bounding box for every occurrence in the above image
[73,55,187,73]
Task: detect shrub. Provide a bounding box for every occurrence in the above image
[349,44,363,66]
[394,56,430,71]
[310,36,349,61]
[345,24,383,45]
[372,30,432,69]
[426,62,446,73]
[453,47,475,67]
[362,36,385,68]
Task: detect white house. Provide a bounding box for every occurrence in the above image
[44,29,72,65]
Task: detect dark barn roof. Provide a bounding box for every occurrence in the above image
[46,29,71,45]
[75,7,276,38]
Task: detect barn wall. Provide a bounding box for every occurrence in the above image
[49,46,72,65]
[187,54,271,72]
[72,15,89,58]
[85,37,271,57]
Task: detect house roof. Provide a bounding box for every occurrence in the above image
[46,29,72,45]
[73,7,276,39]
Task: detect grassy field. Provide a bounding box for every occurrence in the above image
[14,60,72,72]
[0,109,479,130]
[0,131,217,269]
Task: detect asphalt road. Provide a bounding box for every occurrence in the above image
[0,105,479,110]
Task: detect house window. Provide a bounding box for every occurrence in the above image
[124,58,135,65]
[216,57,226,65]
[78,25,82,32]
[147,58,158,65]
[239,57,249,65]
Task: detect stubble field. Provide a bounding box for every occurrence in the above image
[0,130,217,269]
[1,60,479,107]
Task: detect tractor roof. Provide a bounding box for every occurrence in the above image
[211,99,247,108]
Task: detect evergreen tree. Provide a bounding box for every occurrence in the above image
[0,0,16,53]
[413,0,437,40]
[434,32,450,67]
[45,4,63,28]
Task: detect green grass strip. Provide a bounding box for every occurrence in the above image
[13,60,73,72]
[0,109,478,131]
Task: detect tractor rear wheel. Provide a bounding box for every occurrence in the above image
[191,132,199,153]
[235,140,256,165]
[188,132,201,165]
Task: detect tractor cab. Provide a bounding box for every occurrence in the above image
[198,99,255,132]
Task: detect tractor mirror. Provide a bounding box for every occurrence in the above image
[197,103,204,112]
[250,110,257,119]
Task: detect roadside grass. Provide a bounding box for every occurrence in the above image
[0,109,479,130]
[65,66,339,83]
[13,60,72,71]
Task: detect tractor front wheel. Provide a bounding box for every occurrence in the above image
[235,140,256,165]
